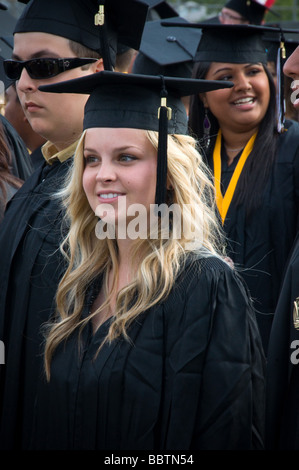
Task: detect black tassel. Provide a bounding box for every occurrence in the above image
[95,2,113,71]
[155,79,170,207]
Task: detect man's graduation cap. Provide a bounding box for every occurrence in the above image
[224,0,278,25]
[39,71,233,205]
[14,0,150,70]
[132,17,202,78]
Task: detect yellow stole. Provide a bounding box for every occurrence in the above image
[213,129,257,225]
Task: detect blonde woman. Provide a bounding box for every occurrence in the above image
[31,71,265,450]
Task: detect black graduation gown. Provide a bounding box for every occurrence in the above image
[208,120,299,354]
[29,255,265,451]
[265,233,299,449]
[0,157,73,449]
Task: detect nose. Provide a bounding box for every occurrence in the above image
[234,72,252,91]
[283,47,299,80]
[95,160,117,183]
[17,66,38,93]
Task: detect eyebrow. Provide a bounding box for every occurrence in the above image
[11,49,62,60]
[84,144,144,154]
[211,63,262,76]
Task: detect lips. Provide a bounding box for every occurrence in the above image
[25,101,42,112]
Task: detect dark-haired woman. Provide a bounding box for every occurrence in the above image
[189,57,299,355]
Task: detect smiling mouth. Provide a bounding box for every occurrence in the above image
[99,193,123,199]
[233,97,255,105]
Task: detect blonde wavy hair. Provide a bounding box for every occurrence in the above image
[44,129,225,379]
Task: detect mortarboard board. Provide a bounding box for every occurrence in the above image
[14,0,150,70]
[132,17,202,78]
[116,1,179,73]
[143,0,179,20]
[224,0,278,25]
[39,70,233,205]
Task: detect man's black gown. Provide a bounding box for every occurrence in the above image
[0,155,73,449]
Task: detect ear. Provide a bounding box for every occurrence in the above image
[92,58,104,73]
[199,92,208,108]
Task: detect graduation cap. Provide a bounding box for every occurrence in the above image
[196,23,279,64]
[116,0,179,68]
[163,22,282,64]
[143,0,179,20]
[38,70,233,205]
[224,0,278,25]
[14,0,150,70]
[132,17,202,78]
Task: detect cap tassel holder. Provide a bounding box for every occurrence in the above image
[276,30,286,133]
[155,78,172,207]
[95,2,113,71]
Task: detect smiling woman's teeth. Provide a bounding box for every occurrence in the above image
[100,193,119,199]
[234,97,254,105]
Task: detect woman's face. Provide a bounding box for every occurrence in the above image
[82,127,157,229]
[202,62,270,133]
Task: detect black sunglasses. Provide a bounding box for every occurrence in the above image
[3,57,98,80]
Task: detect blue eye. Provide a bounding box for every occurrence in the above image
[84,155,99,164]
[119,154,136,162]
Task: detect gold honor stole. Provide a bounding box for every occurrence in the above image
[213,129,257,225]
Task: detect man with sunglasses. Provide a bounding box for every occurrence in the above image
[0,0,150,449]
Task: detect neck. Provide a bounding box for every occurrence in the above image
[116,237,135,264]
[220,127,258,164]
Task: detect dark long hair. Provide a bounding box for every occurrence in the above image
[189,61,279,214]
